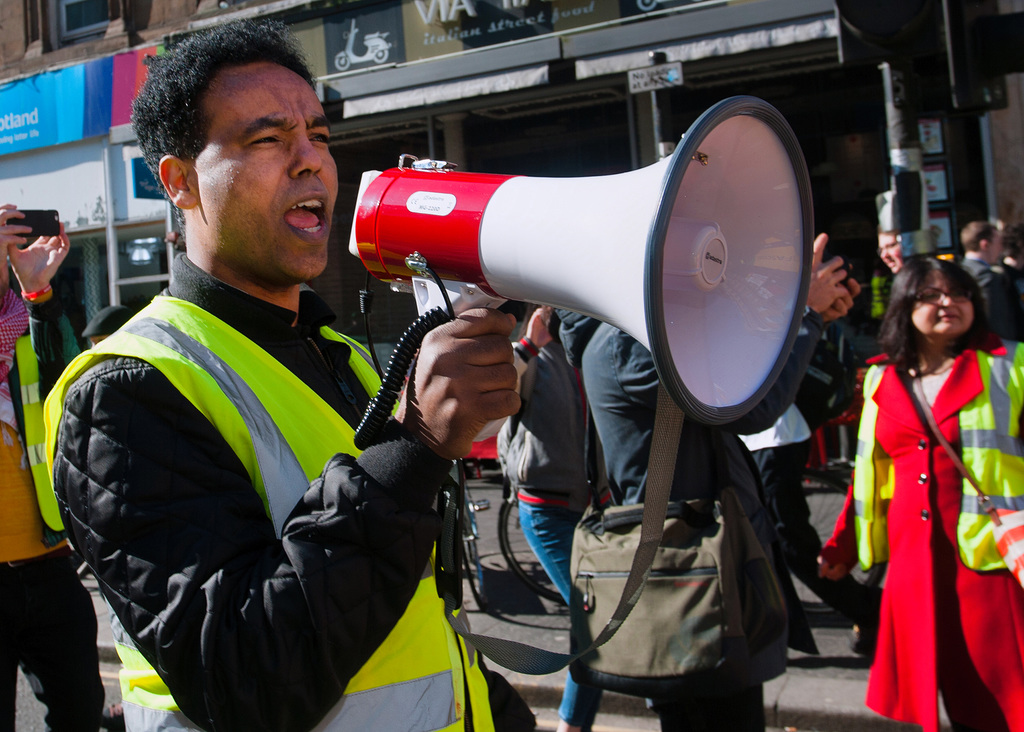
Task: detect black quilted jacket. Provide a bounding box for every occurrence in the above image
[52,256,452,732]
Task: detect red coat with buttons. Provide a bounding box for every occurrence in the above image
[823,336,1024,732]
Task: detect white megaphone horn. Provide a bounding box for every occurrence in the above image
[349,96,813,425]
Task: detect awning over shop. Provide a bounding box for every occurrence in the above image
[566,0,836,79]
[574,16,836,80]
[342,64,549,117]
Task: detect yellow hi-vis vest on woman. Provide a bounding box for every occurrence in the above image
[43,296,494,732]
[853,342,1024,572]
[14,334,63,531]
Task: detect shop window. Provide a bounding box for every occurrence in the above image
[116,228,170,310]
[58,0,108,44]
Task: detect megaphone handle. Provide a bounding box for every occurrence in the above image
[411,276,505,317]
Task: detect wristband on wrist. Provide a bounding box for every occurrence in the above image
[517,337,540,359]
[21,284,52,302]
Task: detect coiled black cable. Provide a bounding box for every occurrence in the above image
[359,271,383,377]
[353,305,453,450]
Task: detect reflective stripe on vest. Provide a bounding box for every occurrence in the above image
[310,670,456,732]
[851,365,892,569]
[960,342,1024,457]
[107,608,187,717]
[14,334,61,530]
[43,296,490,732]
[853,348,1024,572]
[122,704,197,732]
[120,316,309,538]
[954,342,1024,570]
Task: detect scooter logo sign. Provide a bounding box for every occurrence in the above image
[334,19,393,71]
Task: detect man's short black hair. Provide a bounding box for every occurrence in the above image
[131,19,315,188]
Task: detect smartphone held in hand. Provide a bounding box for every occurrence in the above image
[17,210,61,238]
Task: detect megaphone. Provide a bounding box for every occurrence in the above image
[350,96,812,425]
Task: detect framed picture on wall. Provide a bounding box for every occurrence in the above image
[924,163,949,203]
[919,118,944,155]
[930,209,953,249]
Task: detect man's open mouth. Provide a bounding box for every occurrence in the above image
[285,200,326,232]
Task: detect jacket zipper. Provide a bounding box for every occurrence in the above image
[307,337,357,406]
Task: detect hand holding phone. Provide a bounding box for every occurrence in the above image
[16,210,61,238]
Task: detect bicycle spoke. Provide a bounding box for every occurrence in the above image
[497,499,565,606]
[462,490,488,611]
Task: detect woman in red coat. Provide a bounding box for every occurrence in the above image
[819,256,1024,732]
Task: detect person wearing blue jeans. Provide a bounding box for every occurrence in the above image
[517,502,602,729]
[498,305,604,732]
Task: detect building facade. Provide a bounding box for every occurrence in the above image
[2,0,1022,347]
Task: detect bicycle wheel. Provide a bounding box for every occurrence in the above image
[462,501,488,611]
[497,498,565,605]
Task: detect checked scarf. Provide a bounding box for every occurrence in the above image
[0,288,29,437]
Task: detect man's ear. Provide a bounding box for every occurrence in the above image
[160,156,199,211]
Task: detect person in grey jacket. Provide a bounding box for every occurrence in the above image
[498,304,604,732]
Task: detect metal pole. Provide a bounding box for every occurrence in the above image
[648,51,668,160]
[626,90,639,170]
[880,59,935,258]
[427,113,436,160]
[165,201,176,287]
[102,140,120,306]
[978,112,999,224]
[649,89,662,155]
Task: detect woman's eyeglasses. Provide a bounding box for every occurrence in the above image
[915,288,970,305]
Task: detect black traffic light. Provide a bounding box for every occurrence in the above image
[835,0,941,64]
[943,0,1024,110]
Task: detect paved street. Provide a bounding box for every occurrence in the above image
[14,659,120,732]
[14,465,949,731]
[455,468,880,731]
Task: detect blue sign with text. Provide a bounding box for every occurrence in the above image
[0,57,112,157]
[132,157,163,199]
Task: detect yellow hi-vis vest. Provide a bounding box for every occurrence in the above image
[43,296,494,732]
[14,334,62,531]
[853,343,1024,572]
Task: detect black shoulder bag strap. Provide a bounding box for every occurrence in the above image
[441,383,684,674]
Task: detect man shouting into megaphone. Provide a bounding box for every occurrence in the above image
[44,19,532,732]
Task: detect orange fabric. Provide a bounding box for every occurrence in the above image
[994,510,1024,587]
[0,421,59,562]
